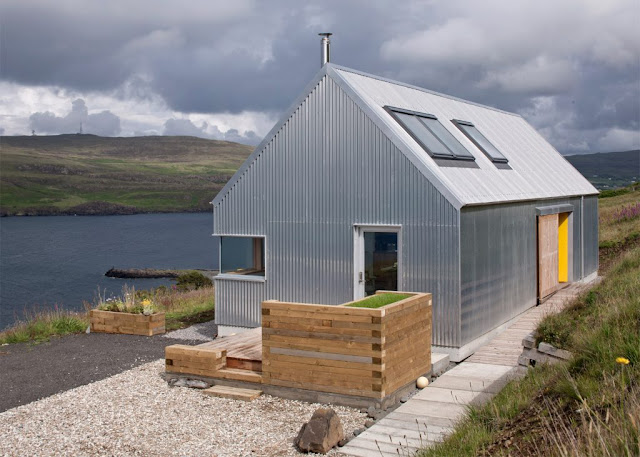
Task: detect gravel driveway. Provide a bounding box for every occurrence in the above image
[0,359,366,456]
[0,331,209,412]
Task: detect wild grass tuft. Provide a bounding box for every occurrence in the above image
[0,307,89,345]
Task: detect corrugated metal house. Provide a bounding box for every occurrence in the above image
[211,63,599,361]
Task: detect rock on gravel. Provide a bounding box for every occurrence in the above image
[0,359,366,457]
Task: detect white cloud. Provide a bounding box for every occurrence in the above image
[479,56,576,94]
[596,128,640,152]
[0,79,274,145]
[30,99,121,136]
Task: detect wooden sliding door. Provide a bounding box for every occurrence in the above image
[538,214,559,299]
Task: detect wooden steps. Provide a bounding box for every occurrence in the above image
[226,357,262,372]
[215,368,263,383]
[203,385,262,401]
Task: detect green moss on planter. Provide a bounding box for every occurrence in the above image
[347,293,413,309]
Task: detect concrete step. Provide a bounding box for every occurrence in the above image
[431,352,450,376]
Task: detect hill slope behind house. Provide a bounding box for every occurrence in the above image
[0,135,253,216]
[565,149,640,190]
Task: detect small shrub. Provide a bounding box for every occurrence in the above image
[95,285,157,315]
[175,271,212,291]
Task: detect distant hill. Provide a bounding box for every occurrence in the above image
[565,150,640,190]
[0,134,253,216]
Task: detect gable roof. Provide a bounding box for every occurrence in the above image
[212,64,597,209]
[329,65,598,206]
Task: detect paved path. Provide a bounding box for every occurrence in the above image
[341,280,597,457]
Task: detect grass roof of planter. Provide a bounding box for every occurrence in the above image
[346,293,413,309]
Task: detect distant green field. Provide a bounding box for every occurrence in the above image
[565,149,639,190]
[0,134,253,215]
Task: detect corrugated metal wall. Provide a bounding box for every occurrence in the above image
[583,196,599,275]
[214,75,462,346]
[460,196,594,346]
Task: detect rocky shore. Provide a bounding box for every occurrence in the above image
[105,268,218,279]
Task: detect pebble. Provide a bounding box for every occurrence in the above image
[0,359,366,456]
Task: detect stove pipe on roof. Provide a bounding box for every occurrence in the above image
[319,33,332,67]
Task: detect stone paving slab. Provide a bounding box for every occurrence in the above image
[413,386,489,404]
[383,410,459,428]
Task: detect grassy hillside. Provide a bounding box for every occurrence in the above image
[419,184,640,456]
[0,134,253,216]
[565,150,639,190]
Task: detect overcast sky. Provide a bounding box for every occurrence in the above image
[1,0,638,154]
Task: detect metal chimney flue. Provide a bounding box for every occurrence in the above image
[319,33,332,67]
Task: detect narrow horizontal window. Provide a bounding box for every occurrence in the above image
[220,236,265,276]
[385,106,475,162]
[452,120,508,164]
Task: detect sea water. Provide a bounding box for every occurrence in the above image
[0,213,217,329]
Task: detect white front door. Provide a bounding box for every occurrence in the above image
[353,226,401,300]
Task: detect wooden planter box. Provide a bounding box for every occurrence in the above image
[90,309,166,336]
[261,291,432,399]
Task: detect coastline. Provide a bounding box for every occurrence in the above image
[105,268,218,279]
[0,202,211,217]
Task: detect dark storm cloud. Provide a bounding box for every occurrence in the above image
[2,0,639,153]
[30,99,121,136]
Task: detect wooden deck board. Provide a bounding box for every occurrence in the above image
[197,328,262,361]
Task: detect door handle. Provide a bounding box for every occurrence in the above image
[358,271,363,283]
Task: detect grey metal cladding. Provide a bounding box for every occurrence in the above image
[215,280,265,327]
[213,74,461,347]
[583,196,599,275]
[460,197,589,346]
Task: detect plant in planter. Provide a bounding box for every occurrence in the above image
[90,286,165,336]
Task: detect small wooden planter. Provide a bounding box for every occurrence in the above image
[90,309,166,336]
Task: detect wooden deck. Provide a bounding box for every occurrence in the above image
[198,327,263,361]
[197,327,263,371]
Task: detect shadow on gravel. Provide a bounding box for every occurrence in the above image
[0,332,207,413]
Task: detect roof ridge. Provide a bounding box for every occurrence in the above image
[328,63,521,118]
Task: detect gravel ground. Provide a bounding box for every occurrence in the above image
[0,333,204,412]
[0,359,367,457]
[163,320,219,341]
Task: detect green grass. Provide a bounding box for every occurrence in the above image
[157,287,215,331]
[0,134,252,215]
[346,293,413,308]
[598,183,640,248]
[0,308,89,344]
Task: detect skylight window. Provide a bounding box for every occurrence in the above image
[452,120,508,164]
[386,107,475,162]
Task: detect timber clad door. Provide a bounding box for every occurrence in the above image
[538,214,559,298]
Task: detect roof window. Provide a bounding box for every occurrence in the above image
[452,120,509,165]
[386,106,475,163]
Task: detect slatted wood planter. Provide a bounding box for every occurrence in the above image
[90,310,166,336]
[261,291,432,399]
[165,345,226,377]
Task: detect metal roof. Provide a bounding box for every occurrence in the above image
[213,64,598,209]
[330,65,598,206]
